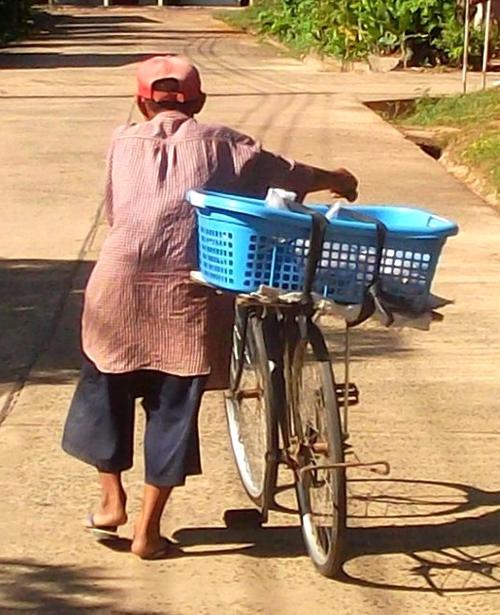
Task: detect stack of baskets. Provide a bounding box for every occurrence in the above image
[187,190,458,312]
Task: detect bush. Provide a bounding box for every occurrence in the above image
[437,8,499,67]
[0,0,33,44]
[248,0,499,66]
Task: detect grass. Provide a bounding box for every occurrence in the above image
[214,7,261,34]
[462,132,500,194]
[399,88,500,128]
[398,88,500,198]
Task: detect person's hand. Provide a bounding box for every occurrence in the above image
[330,168,358,202]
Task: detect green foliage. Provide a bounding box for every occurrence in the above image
[227,0,499,65]
[464,133,500,164]
[437,14,499,66]
[463,132,500,193]
[399,88,500,127]
[0,0,33,43]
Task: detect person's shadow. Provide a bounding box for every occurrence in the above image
[98,477,500,591]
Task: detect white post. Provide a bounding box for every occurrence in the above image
[158,0,164,6]
[103,0,110,7]
[482,0,493,90]
[462,0,471,94]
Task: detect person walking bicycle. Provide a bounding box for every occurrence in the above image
[62,53,358,560]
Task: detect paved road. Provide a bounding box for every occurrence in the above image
[0,7,499,614]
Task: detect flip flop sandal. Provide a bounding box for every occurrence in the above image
[85,513,119,539]
[138,538,180,561]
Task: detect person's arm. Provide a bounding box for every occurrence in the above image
[290,161,358,202]
[239,149,358,202]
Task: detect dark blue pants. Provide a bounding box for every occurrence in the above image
[62,357,207,487]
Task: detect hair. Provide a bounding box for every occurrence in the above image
[143,98,190,112]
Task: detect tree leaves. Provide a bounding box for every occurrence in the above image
[252,0,499,65]
[0,0,32,43]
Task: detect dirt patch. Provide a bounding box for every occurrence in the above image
[365,98,418,120]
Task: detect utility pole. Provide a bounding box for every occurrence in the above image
[462,0,471,94]
[481,0,493,89]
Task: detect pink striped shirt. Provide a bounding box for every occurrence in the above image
[83,110,316,377]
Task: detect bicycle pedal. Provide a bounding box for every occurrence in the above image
[335,382,360,406]
[223,509,264,529]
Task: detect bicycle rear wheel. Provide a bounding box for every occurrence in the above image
[292,329,346,578]
[225,306,278,508]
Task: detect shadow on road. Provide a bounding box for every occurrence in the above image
[323,326,411,361]
[11,31,243,48]
[0,558,166,614]
[342,478,500,593]
[43,14,158,26]
[0,257,411,393]
[0,259,94,389]
[173,525,305,559]
[0,52,156,69]
[171,478,500,593]
[98,525,305,560]
[0,9,243,70]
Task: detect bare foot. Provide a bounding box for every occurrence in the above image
[85,507,128,530]
[86,487,128,530]
[131,536,177,560]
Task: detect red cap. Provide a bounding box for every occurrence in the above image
[136,54,203,103]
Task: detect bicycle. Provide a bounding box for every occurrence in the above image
[187,188,458,578]
[227,298,349,576]
[224,202,362,578]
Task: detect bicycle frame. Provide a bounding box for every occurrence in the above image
[225,201,391,530]
[230,300,342,519]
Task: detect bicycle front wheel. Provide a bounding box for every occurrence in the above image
[225,307,278,508]
[292,330,346,578]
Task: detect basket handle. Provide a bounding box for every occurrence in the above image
[426,214,447,228]
[338,207,387,285]
[337,207,394,327]
[283,201,328,303]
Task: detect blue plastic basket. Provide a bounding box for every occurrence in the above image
[187,190,458,311]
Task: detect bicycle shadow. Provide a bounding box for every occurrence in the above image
[342,478,500,593]
[170,477,500,593]
[322,325,413,361]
